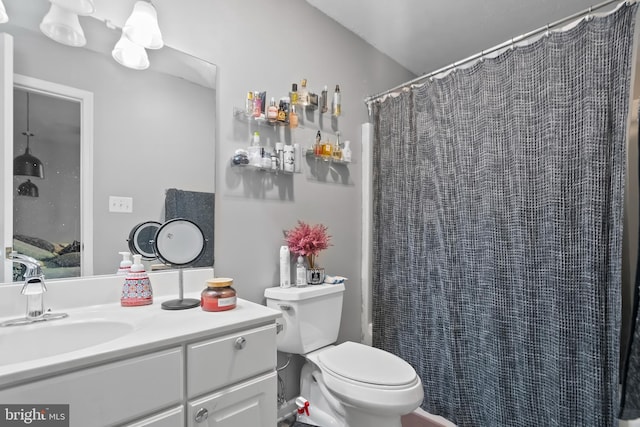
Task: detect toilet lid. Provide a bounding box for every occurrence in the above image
[317,342,417,386]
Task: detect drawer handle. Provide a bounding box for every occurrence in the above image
[235,336,247,350]
[194,407,208,423]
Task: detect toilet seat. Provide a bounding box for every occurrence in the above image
[317,341,417,387]
[314,342,424,415]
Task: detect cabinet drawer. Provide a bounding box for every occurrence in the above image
[187,324,276,397]
[0,348,183,427]
[187,371,277,427]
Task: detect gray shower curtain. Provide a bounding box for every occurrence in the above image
[371,4,637,426]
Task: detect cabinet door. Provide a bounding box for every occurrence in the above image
[187,371,276,427]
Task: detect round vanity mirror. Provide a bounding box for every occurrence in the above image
[154,218,206,266]
[154,218,206,310]
[127,221,162,260]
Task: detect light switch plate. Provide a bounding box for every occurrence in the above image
[109,196,133,213]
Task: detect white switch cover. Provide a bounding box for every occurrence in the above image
[109,196,133,213]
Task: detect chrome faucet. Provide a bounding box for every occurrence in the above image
[10,252,47,319]
[1,251,67,327]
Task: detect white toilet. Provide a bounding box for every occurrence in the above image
[264,283,423,427]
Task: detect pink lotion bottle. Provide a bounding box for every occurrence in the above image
[121,254,153,306]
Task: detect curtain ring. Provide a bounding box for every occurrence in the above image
[586,7,593,21]
[479,50,485,62]
[545,24,550,38]
[510,38,515,50]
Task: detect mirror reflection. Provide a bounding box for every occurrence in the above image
[2,0,217,278]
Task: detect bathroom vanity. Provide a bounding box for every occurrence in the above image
[0,269,280,427]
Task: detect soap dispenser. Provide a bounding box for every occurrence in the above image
[121,254,153,306]
[116,251,132,275]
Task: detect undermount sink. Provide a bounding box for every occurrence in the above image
[0,318,135,365]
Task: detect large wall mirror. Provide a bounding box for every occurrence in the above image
[0,0,216,281]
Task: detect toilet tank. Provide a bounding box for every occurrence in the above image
[264,283,345,355]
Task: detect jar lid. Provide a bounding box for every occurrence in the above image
[207,277,233,288]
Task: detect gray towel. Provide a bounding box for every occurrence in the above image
[164,188,214,268]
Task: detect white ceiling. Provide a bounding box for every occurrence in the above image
[305,0,606,76]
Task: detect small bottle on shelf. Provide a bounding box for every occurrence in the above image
[284,145,295,172]
[322,138,333,157]
[289,105,299,128]
[299,79,310,107]
[332,131,342,160]
[314,131,322,156]
[321,85,328,114]
[245,91,254,116]
[342,140,352,163]
[290,83,298,106]
[332,85,341,117]
[253,91,262,118]
[267,97,278,123]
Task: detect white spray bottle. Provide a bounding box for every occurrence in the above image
[280,246,291,288]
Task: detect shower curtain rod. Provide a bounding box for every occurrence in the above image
[364,0,632,106]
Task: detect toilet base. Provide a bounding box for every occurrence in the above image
[299,359,405,427]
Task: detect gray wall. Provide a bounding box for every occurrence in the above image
[160,0,415,346]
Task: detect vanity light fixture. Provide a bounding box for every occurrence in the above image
[49,0,94,15]
[14,92,45,180]
[112,34,150,70]
[122,1,163,50]
[0,0,8,24]
[17,179,39,198]
[39,3,87,47]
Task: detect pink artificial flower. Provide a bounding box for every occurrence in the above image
[285,221,331,268]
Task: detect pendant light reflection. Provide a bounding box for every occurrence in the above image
[112,35,150,70]
[14,92,45,180]
[0,0,8,24]
[18,180,39,198]
[123,1,163,50]
[39,3,87,47]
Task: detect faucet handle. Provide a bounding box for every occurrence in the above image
[21,277,47,295]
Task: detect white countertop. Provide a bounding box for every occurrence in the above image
[0,269,281,389]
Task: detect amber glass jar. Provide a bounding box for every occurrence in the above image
[201,277,237,312]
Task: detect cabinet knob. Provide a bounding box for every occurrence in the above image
[234,336,247,350]
[194,407,208,423]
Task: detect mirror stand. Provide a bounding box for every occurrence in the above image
[161,268,200,310]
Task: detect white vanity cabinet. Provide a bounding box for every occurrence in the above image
[0,300,279,427]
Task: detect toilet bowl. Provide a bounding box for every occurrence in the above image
[264,284,423,427]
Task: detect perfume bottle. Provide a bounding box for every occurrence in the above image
[332,85,341,117]
[290,83,298,106]
[342,140,352,162]
[245,91,254,116]
[299,79,310,107]
[322,138,333,157]
[332,131,342,160]
[289,105,299,128]
[267,97,278,123]
[253,90,262,118]
[321,85,328,114]
[314,131,322,156]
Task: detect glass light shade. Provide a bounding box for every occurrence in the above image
[18,180,39,198]
[14,148,45,179]
[50,0,94,16]
[40,4,86,47]
[123,1,163,50]
[0,0,8,24]
[112,34,149,70]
